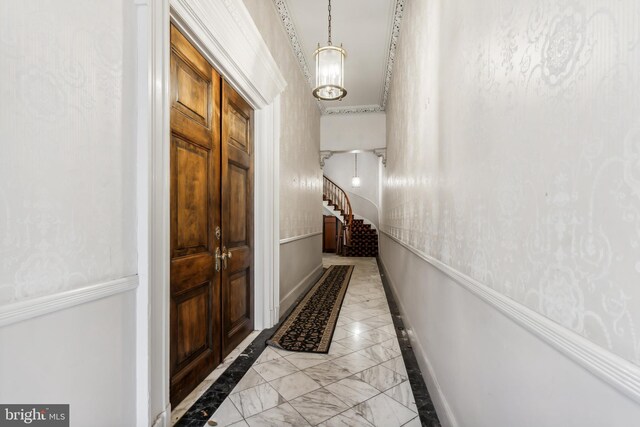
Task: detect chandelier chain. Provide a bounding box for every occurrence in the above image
[328,0,332,45]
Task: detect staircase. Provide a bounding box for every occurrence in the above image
[344,218,378,257]
[323,176,378,257]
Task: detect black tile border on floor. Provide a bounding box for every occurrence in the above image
[173,325,275,426]
[176,258,441,426]
[376,256,442,427]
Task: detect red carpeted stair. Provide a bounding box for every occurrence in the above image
[344,218,378,257]
[323,191,378,257]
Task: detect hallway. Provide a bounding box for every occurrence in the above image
[175,256,436,426]
[3,0,640,425]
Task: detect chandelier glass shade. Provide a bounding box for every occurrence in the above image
[313,0,347,101]
[313,45,347,101]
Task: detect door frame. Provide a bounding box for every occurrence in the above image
[135,1,286,425]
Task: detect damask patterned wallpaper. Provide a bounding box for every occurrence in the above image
[383,0,640,364]
[243,0,323,240]
[0,1,137,304]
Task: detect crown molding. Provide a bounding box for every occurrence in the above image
[324,105,384,115]
[272,0,324,113]
[381,0,405,109]
[273,0,405,115]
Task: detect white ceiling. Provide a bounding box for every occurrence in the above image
[277,0,403,114]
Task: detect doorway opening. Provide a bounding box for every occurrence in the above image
[169,24,255,407]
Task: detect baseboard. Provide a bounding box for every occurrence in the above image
[0,275,139,328]
[279,263,324,317]
[152,404,170,427]
[379,231,640,406]
[377,256,458,427]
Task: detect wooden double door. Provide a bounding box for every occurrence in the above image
[169,25,254,407]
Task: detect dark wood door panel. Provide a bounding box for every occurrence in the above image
[171,107,212,149]
[226,102,250,152]
[225,269,251,328]
[171,136,211,257]
[221,81,254,357]
[170,25,255,405]
[174,283,210,365]
[170,24,222,408]
[170,255,213,296]
[170,25,212,83]
[174,56,210,125]
[227,162,248,245]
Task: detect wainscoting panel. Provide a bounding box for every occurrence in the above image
[279,234,323,317]
[0,290,137,426]
[379,233,640,427]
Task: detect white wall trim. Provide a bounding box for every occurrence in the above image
[139,0,171,425]
[171,0,286,109]
[279,263,324,318]
[151,405,170,427]
[378,255,457,427]
[271,96,281,327]
[0,275,139,328]
[254,96,281,329]
[279,231,323,245]
[379,230,640,405]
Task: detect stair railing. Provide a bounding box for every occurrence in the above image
[323,175,353,252]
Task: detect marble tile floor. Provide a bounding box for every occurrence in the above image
[187,256,425,426]
[172,330,263,425]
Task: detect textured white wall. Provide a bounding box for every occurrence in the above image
[0,0,137,304]
[243,0,323,241]
[0,2,137,425]
[383,0,640,366]
[321,112,386,151]
[243,0,322,314]
[379,235,640,427]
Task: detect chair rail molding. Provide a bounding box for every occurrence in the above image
[140,1,286,425]
[280,231,323,245]
[379,230,640,406]
[0,275,139,328]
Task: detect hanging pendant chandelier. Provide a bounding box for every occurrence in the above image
[352,153,361,187]
[313,0,347,101]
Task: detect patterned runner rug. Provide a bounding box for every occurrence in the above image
[267,264,355,353]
